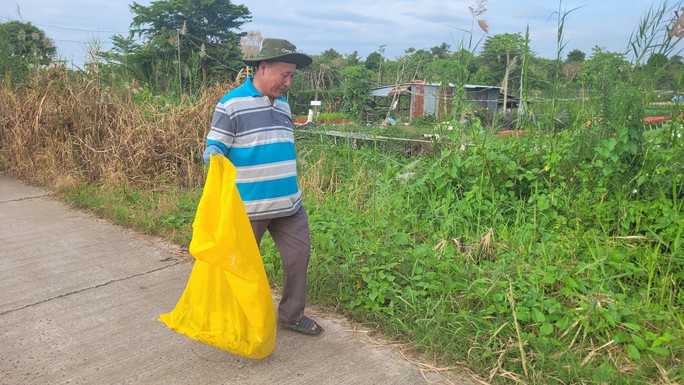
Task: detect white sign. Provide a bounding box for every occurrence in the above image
[310,100,322,106]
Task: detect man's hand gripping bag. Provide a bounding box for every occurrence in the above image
[158,155,276,359]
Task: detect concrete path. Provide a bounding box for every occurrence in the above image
[0,172,475,385]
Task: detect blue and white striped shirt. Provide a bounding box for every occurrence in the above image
[206,77,302,220]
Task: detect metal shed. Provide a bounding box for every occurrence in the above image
[368,81,518,121]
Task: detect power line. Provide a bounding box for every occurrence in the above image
[0,16,128,34]
[1,15,239,70]
[33,23,128,34]
[53,39,93,44]
[179,30,240,72]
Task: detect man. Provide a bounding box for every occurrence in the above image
[202,38,323,335]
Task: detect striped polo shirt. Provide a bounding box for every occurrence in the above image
[206,77,302,220]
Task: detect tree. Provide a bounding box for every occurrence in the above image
[0,20,56,82]
[0,20,56,65]
[365,52,383,72]
[580,47,630,86]
[561,61,582,82]
[341,65,371,119]
[101,34,141,82]
[566,49,586,63]
[476,33,528,87]
[422,59,461,83]
[646,52,669,69]
[525,56,555,91]
[430,42,451,60]
[579,46,634,123]
[318,48,344,69]
[451,48,479,81]
[345,51,361,67]
[666,55,684,91]
[641,53,683,91]
[403,48,433,80]
[129,0,251,88]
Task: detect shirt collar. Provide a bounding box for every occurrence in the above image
[245,76,262,97]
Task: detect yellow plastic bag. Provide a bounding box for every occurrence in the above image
[158,154,276,359]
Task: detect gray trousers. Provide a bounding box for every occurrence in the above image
[249,206,311,324]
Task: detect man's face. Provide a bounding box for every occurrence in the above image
[258,61,297,98]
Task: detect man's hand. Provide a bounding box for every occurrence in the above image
[203,145,223,164]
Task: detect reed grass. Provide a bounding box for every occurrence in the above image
[0,65,235,191]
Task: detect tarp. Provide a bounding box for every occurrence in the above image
[158,154,276,359]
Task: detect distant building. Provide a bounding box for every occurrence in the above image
[367,81,518,122]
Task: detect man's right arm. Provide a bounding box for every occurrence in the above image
[203,104,234,164]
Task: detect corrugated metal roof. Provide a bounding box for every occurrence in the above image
[464,84,501,90]
[369,84,411,97]
[369,83,502,96]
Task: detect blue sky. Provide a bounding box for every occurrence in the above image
[1,0,680,68]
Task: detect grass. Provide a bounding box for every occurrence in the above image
[62,182,202,246]
[296,126,683,384]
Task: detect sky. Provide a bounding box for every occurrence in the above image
[1,0,680,68]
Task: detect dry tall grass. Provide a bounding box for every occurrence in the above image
[0,66,239,191]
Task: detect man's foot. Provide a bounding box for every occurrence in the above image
[279,315,324,335]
